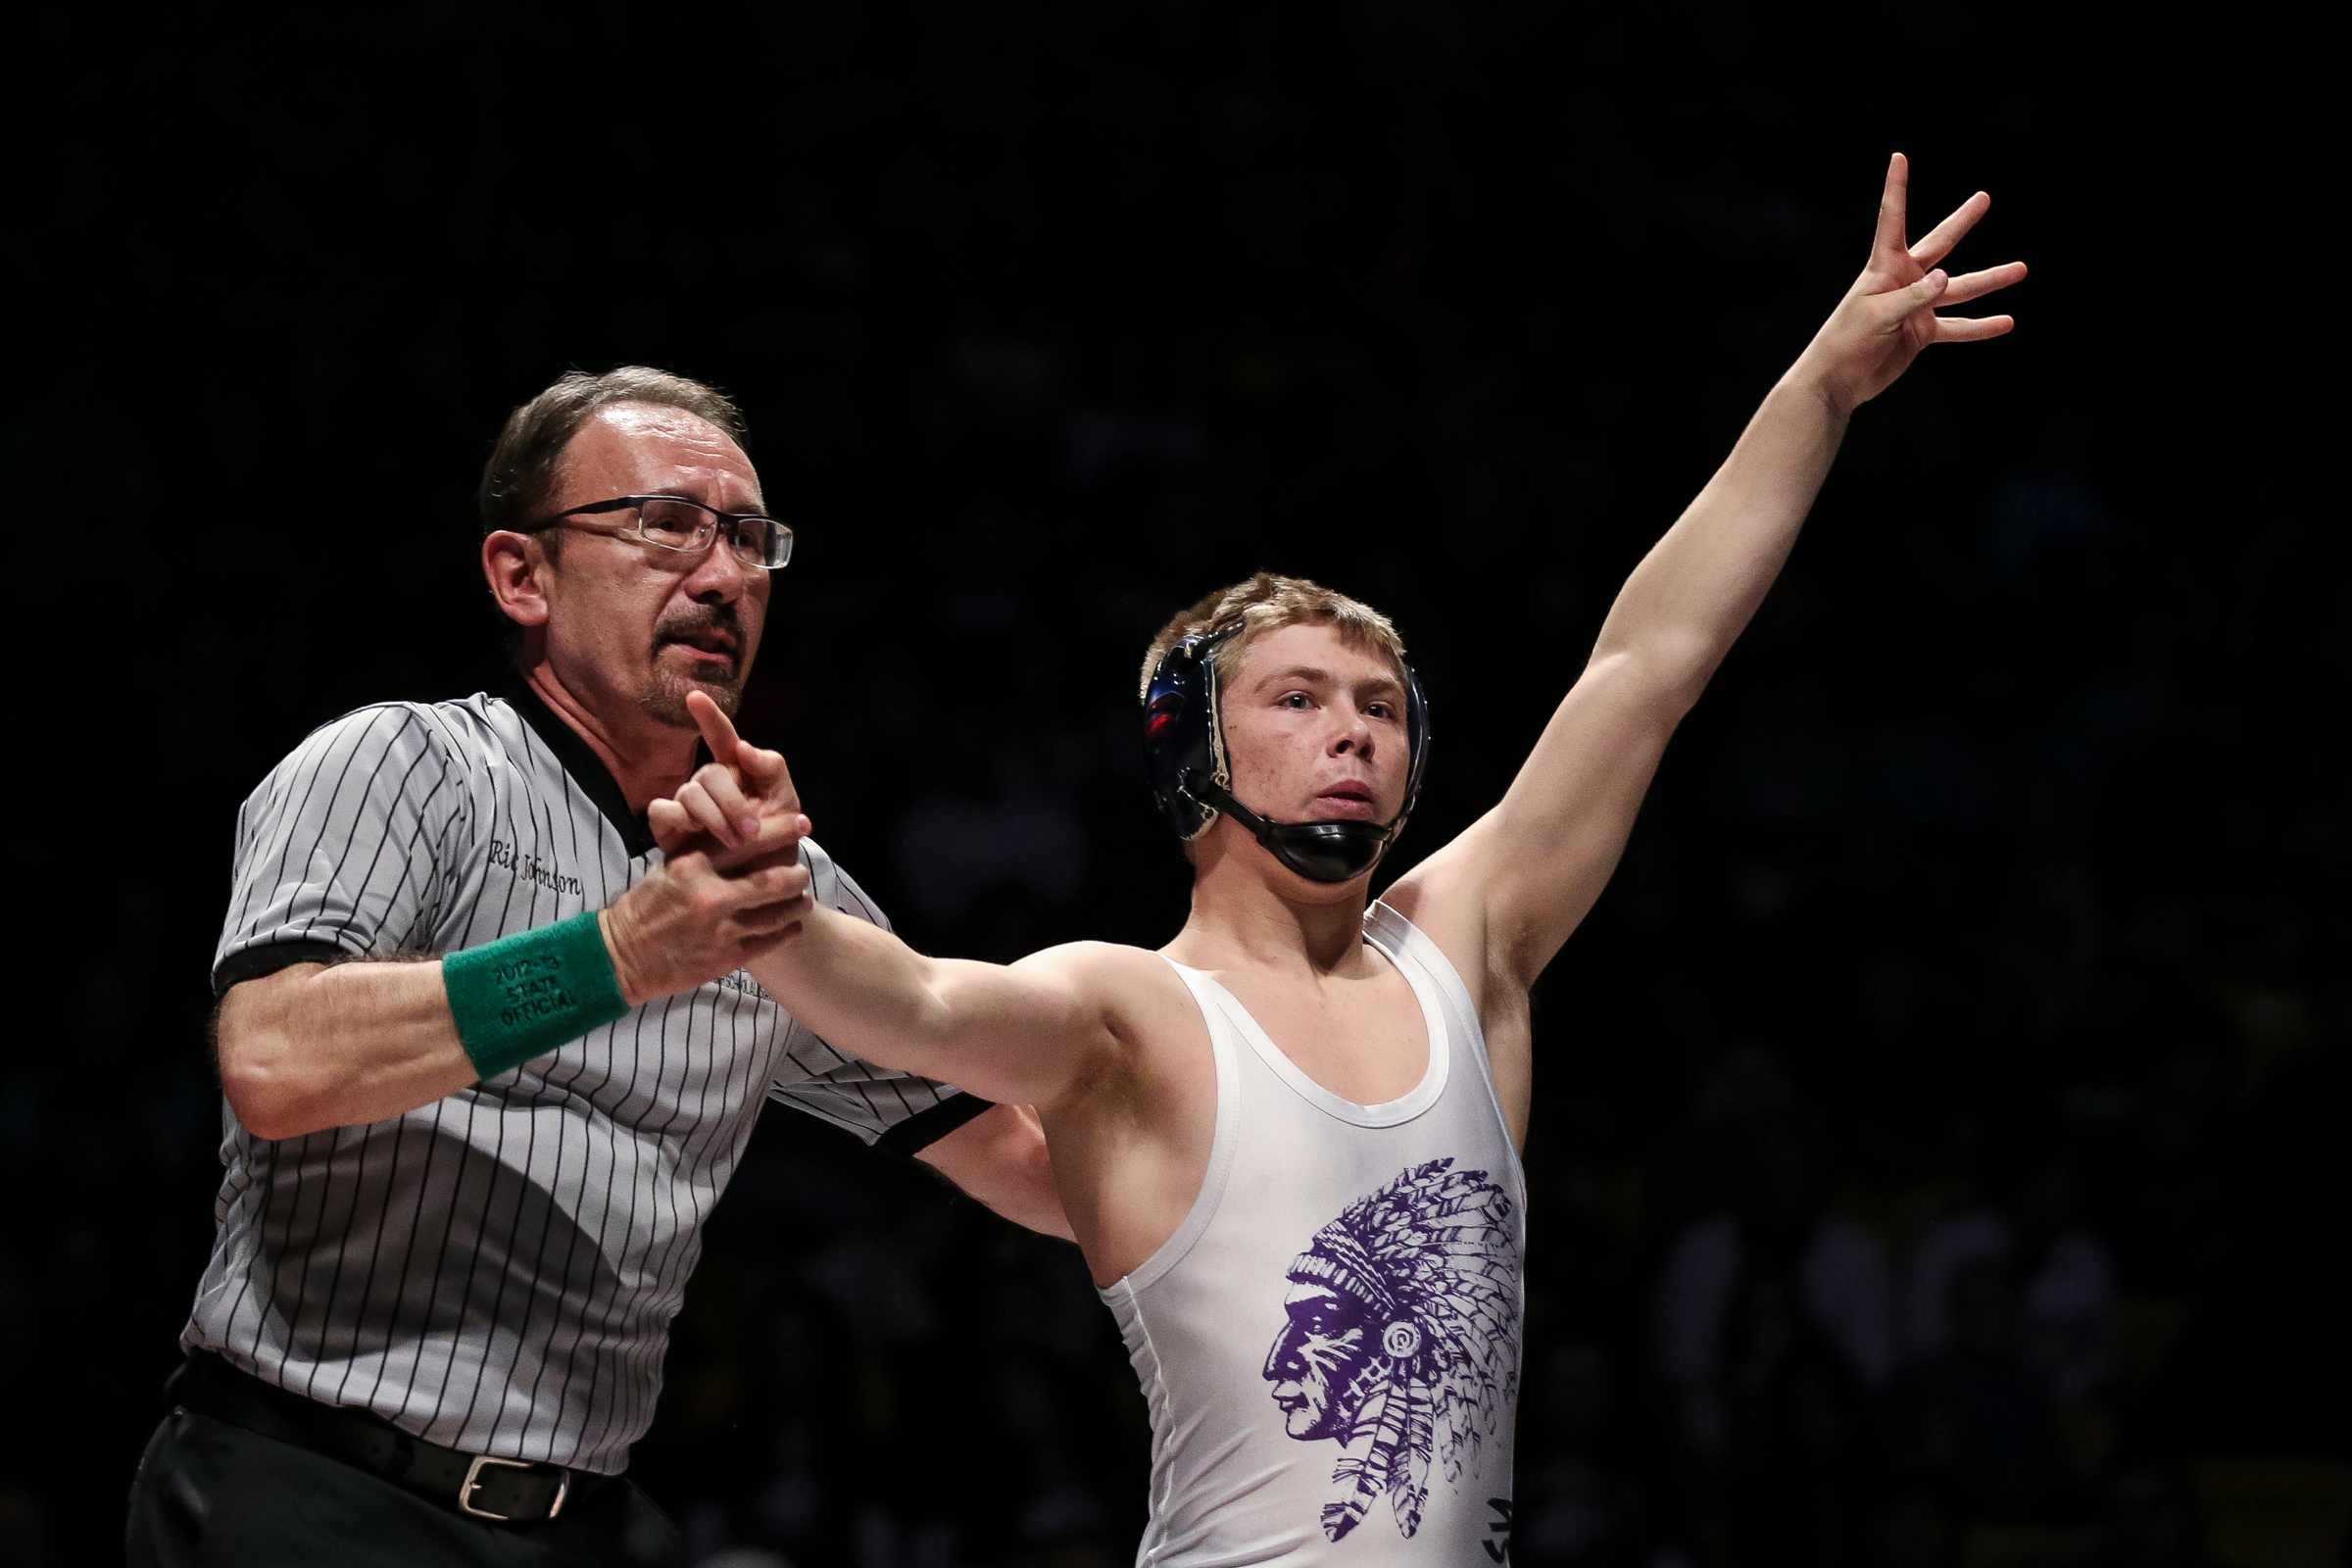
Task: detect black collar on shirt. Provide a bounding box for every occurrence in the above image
[505,678,710,860]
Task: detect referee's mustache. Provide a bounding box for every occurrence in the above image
[653,605,745,669]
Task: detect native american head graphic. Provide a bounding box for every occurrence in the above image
[1261,1157,1521,1542]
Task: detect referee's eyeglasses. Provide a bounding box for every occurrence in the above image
[533,496,794,571]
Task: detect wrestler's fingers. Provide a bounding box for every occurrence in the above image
[686,690,744,765]
[712,812,810,873]
[1936,261,2028,306]
[1873,269,1948,321]
[758,812,811,857]
[1933,314,2016,343]
[692,762,762,842]
[1871,153,1912,264]
[648,798,697,852]
[1909,191,1989,270]
[673,779,742,848]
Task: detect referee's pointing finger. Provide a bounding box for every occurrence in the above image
[687,690,742,762]
[688,690,792,797]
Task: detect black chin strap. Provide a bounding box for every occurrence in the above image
[1187,774,1397,885]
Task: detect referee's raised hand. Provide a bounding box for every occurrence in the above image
[651,691,808,867]
[589,694,811,1004]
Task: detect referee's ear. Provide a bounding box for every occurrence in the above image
[483,531,553,636]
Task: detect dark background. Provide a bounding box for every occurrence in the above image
[2,5,2336,1567]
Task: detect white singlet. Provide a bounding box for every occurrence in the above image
[1102,903,1526,1568]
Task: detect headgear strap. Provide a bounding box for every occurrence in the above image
[1140,621,1431,885]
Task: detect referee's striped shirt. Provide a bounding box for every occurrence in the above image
[190,685,984,1474]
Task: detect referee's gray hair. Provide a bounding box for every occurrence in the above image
[479,367,749,543]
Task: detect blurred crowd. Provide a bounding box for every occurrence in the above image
[2,2,2336,1566]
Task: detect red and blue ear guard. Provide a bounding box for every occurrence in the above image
[1142,624,1432,884]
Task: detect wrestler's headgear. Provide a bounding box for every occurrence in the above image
[1142,622,1431,884]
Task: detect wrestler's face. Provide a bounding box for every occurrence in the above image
[1264,1278,1375,1441]
[494,403,772,729]
[1211,622,1410,876]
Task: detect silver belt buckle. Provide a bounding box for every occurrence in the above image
[459,1452,569,1521]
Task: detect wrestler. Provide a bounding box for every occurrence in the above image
[662,155,2020,1563]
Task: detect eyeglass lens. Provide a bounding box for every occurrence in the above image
[635,498,792,568]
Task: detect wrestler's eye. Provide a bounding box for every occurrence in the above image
[1365,701,1394,721]
[1280,692,1311,710]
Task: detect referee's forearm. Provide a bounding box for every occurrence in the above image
[216,959,478,1139]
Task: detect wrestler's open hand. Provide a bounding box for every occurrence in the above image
[1796,153,2027,416]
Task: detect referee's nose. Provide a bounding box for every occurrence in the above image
[679,531,755,605]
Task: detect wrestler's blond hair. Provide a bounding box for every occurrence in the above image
[1138,573,1408,701]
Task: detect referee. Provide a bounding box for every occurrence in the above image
[126,368,1065,1566]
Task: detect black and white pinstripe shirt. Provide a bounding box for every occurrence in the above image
[190,685,982,1474]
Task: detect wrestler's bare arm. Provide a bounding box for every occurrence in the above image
[730,898,1198,1267]
[918,1103,1078,1243]
[1390,154,2024,1001]
[735,898,1145,1109]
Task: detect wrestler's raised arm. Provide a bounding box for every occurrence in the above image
[1391,154,2025,995]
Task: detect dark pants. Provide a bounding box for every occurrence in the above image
[125,1408,687,1568]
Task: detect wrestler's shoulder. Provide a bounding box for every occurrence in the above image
[1009,939,1181,982]
[1010,941,1196,1016]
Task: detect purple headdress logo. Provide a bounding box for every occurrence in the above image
[1261,1157,1521,1542]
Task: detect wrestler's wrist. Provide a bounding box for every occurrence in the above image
[1778,352,1857,422]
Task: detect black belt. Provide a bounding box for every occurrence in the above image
[168,1352,608,1523]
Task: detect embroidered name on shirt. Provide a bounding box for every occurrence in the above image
[487,838,585,897]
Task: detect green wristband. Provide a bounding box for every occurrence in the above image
[443,910,631,1080]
